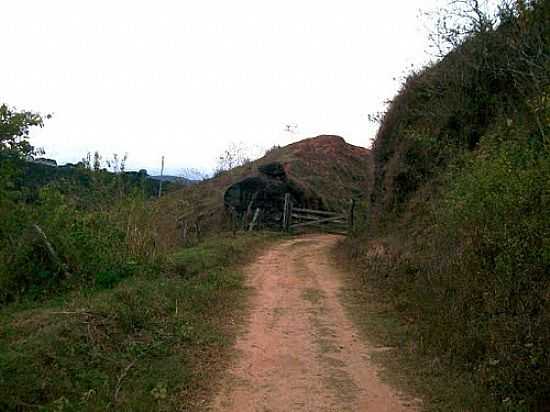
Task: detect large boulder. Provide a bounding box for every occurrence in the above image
[223,162,307,226]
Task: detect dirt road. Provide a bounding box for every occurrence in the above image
[210,234,416,412]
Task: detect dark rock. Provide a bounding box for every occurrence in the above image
[258,162,286,180]
[224,175,305,227]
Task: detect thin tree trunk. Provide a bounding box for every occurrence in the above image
[32,224,71,279]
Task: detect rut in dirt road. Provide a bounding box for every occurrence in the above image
[210,234,418,412]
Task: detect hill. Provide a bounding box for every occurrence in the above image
[154,135,373,249]
[343,1,549,409]
[149,175,196,185]
[15,160,187,202]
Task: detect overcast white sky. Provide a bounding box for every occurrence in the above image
[1,0,444,175]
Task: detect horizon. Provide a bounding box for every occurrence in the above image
[30,133,368,177]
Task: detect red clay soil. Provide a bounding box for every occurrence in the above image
[286,134,371,160]
[209,234,419,412]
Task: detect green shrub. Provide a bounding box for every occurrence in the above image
[349,102,550,411]
[0,232,278,411]
[0,186,159,304]
[434,132,550,403]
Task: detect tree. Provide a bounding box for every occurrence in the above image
[81,151,105,171]
[425,0,500,57]
[93,151,102,171]
[0,104,46,159]
[178,168,208,181]
[0,104,48,193]
[214,142,251,175]
[105,153,128,173]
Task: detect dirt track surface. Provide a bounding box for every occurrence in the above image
[210,234,416,412]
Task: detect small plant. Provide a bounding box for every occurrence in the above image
[214,142,251,175]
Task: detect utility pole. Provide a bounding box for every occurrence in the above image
[158,155,165,198]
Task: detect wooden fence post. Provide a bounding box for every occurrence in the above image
[182,221,189,243]
[195,220,201,243]
[283,193,291,231]
[288,196,293,230]
[348,199,355,234]
[249,208,261,231]
[230,207,238,235]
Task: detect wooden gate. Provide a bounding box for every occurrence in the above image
[282,194,355,235]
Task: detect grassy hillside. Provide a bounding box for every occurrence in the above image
[0,233,280,411]
[1,103,287,411]
[344,1,549,410]
[153,135,373,250]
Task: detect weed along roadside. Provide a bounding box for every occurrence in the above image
[334,242,500,411]
[0,232,282,411]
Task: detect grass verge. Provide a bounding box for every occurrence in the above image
[0,232,282,411]
[333,241,501,412]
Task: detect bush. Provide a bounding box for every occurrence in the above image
[433,132,550,404]
[351,63,550,412]
[0,186,159,304]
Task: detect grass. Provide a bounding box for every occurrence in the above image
[347,2,550,408]
[302,288,323,305]
[333,244,501,412]
[0,232,282,411]
[339,120,550,410]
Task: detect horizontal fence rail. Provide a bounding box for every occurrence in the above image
[290,214,348,229]
[292,208,341,217]
[283,195,355,235]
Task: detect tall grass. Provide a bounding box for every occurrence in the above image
[0,181,160,305]
[346,1,550,409]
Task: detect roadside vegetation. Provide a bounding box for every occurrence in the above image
[344,1,549,410]
[0,103,282,410]
[0,233,277,411]
[1,148,160,305]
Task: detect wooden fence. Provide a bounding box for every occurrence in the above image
[282,193,355,235]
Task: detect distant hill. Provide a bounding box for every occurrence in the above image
[154,135,373,249]
[16,161,187,202]
[149,175,197,185]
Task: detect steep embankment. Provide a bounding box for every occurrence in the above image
[344,1,549,410]
[155,135,372,249]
